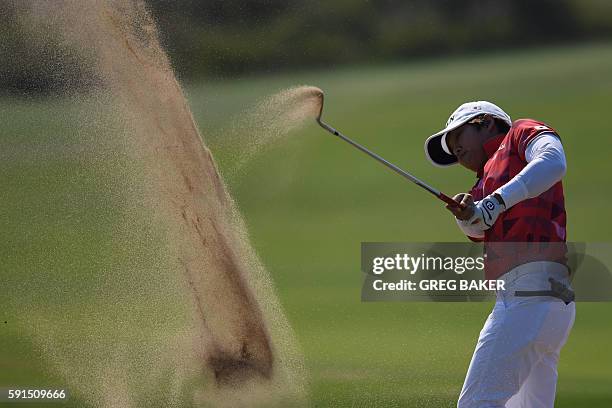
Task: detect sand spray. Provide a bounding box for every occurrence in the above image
[12,1,327,406]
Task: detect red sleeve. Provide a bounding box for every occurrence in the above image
[511,119,559,162]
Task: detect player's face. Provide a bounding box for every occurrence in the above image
[446,124,489,172]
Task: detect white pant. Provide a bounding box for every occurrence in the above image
[458,262,576,408]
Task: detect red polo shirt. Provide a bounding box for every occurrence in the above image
[467,119,567,279]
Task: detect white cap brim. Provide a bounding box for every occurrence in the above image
[424,117,471,167]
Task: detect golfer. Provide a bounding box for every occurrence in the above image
[425,101,575,408]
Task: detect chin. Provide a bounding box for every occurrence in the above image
[459,160,474,171]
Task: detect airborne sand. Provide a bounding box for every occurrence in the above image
[13,1,325,406]
[220,86,324,174]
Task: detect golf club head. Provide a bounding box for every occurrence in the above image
[315,89,324,123]
[312,89,339,135]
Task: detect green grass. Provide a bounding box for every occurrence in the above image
[2,43,612,407]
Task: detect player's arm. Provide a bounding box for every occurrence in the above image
[447,132,567,232]
[466,133,566,230]
[494,132,566,208]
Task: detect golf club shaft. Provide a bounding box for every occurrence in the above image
[318,119,462,208]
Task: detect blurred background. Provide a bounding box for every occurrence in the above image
[2,1,612,407]
[3,0,612,92]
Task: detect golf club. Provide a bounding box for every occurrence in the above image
[315,91,464,209]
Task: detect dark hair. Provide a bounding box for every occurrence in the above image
[494,118,511,134]
[470,114,510,134]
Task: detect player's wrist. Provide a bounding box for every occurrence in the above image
[494,179,528,210]
[492,193,506,210]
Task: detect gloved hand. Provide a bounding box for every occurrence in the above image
[468,193,506,230]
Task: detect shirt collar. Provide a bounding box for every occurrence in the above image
[477,133,506,178]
